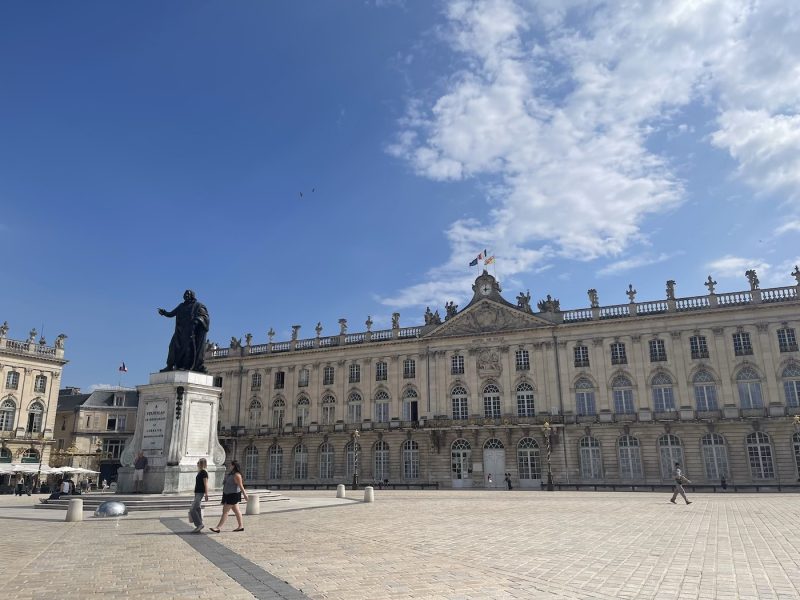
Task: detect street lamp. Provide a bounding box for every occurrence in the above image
[351,429,360,489]
[542,421,554,491]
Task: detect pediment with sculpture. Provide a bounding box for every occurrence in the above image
[424,299,553,338]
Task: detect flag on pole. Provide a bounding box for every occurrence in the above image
[469,249,488,267]
[118,362,128,373]
[484,255,495,265]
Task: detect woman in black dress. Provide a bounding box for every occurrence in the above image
[210,460,248,533]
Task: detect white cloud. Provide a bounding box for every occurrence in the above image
[706,255,770,280]
[775,221,800,236]
[384,0,800,308]
[598,252,679,276]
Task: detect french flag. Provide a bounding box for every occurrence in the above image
[118,362,128,373]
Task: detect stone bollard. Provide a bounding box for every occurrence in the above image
[363,486,374,503]
[336,484,346,498]
[246,494,260,515]
[65,498,83,522]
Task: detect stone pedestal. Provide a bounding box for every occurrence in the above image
[117,371,226,494]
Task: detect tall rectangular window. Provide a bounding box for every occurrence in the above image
[375,361,387,382]
[323,366,335,386]
[403,359,416,379]
[349,363,360,383]
[610,342,627,365]
[33,375,47,394]
[274,371,285,389]
[251,373,262,391]
[689,335,709,359]
[451,355,464,375]
[778,327,798,353]
[298,369,309,387]
[649,339,667,362]
[574,345,590,368]
[515,349,530,371]
[733,332,753,356]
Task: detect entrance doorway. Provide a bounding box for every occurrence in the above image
[483,438,505,488]
[451,439,472,488]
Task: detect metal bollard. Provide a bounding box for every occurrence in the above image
[336,483,346,498]
[65,498,83,522]
[363,486,374,503]
[246,494,260,515]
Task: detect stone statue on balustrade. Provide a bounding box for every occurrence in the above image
[445,301,458,320]
[666,280,676,300]
[392,313,400,328]
[587,289,599,308]
[55,334,67,349]
[536,295,560,313]
[745,269,760,290]
[0,321,8,338]
[424,307,442,326]
[516,291,532,313]
[158,289,210,373]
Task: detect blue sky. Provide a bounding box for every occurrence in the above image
[2,0,799,390]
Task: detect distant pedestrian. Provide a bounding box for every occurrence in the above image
[80,479,88,494]
[210,460,248,533]
[669,462,692,505]
[61,478,72,495]
[505,473,513,490]
[101,479,108,491]
[487,473,493,486]
[720,475,727,491]
[15,473,25,496]
[189,458,209,533]
[133,451,148,493]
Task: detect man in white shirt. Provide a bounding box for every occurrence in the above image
[670,462,692,505]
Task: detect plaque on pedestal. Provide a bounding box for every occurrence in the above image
[118,371,226,494]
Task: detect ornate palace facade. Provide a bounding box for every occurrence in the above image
[0,323,67,476]
[206,270,800,489]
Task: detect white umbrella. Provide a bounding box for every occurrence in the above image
[73,468,100,474]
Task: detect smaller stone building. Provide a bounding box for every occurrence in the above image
[54,387,139,484]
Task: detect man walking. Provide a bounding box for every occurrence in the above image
[670,462,692,505]
[133,451,148,493]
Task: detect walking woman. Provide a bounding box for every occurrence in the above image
[210,460,248,533]
[189,458,209,533]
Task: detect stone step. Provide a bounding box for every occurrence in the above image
[34,490,289,511]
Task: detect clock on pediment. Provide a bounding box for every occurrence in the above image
[472,270,501,301]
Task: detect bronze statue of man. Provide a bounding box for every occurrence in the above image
[158,289,210,373]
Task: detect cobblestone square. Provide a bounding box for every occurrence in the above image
[2,490,799,599]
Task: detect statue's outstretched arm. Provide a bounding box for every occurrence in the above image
[158,305,178,318]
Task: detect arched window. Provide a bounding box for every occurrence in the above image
[484,438,504,449]
[517,438,541,480]
[321,394,336,425]
[5,371,19,390]
[251,372,262,390]
[701,433,729,480]
[296,396,310,427]
[451,386,468,420]
[244,445,259,480]
[402,388,418,421]
[612,376,634,414]
[793,432,800,481]
[737,368,763,408]
[575,378,596,416]
[374,390,390,423]
[21,448,39,463]
[374,440,389,480]
[658,434,684,480]
[579,437,602,479]
[451,439,471,480]
[0,447,11,463]
[26,401,44,433]
[247,399,262,429]
[272,398,285,428]
[345,440,361,478]
[618,435,643,479]
[347,392,362,424]
[693,371,718,411]
[33,375,47,394]
[483,384,501,419]
[0,399,16,431]
[746,432,774,479]
[268,445,283,479]
[516,383,535,417]
[652,373,675,412]
[782,363,800,408]
[402,440,419,479]
[319,442,334,479]
[293,444,308,479]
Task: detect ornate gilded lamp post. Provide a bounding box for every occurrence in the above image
[542,421,554,491]
[351,429,360,489]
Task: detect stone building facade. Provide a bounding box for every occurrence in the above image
[54,387,139,484]
[206,270,800,489]
[0,323,67,476]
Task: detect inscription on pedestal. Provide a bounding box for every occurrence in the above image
[142,400,167,456]
[187,402,212,454]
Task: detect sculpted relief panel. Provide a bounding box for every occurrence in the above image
[431,302,544,337]
[476,349,502,378]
